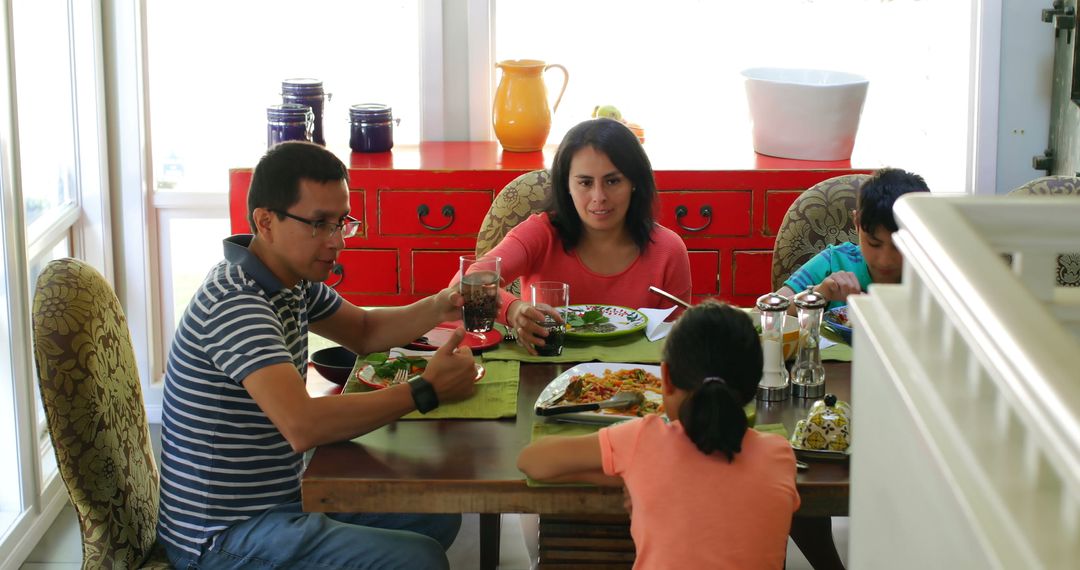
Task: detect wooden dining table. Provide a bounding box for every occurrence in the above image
[302,360,851,570]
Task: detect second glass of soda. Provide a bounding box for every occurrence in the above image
[530,281,569,356]
[459,255,501,333]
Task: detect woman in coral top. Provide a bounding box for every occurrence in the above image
[482,118,691,355]
[518,301,800,569]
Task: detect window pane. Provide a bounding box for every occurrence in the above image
[145,0,420,194]
[496,0,973,192]
[11,0,77,233]
[159,215,230,333]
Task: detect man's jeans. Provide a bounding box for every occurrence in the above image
[163,502,461,569]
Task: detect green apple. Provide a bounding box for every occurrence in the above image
[591,104,622,121]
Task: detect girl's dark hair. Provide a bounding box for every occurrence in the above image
[246,141,349,233]
[663,300,764,461]
[546,118,658,252]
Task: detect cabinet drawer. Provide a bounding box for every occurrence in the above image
[412,250,472,295]
[657,191,751,237]
[688,250,720,296]
[346,190,368,241]
[379,190,492,236]
[763,190,802,237]
[333,249,398,294]
[731,250,773,297]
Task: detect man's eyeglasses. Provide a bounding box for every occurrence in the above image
[271,210,361,239]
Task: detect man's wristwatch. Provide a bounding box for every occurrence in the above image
[406,374,440,414]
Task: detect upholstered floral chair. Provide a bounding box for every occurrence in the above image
[31,258,171,569]
[771,174,871,291]
[1008,176,1080,287]
[475,169,552,295]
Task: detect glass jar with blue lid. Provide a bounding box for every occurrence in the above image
[266,103,313,148]
[349,104,396,153]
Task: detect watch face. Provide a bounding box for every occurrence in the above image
[408,376,439,413]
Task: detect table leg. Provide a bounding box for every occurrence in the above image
[790,516,845,570]
[479,513,501,570]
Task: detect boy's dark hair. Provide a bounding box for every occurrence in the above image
[663,300,763,462]
[246,141,349,233]
[856,167,930,234]
[547,118,657,252]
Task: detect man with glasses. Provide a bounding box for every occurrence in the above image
[158,141,478,569]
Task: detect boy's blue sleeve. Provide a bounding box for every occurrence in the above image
[783,247,835,293]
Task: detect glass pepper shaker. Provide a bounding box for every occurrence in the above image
[266,103,313,148]
[791,287,827,398]
[756,292,790,401]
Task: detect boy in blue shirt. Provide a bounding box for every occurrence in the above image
[777,168,930,310]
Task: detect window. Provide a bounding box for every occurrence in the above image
[495,0,976,193]
[144,0,421,195]
[0,0,109,564]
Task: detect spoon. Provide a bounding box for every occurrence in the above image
[648,286,692,309]
[536,391,645,416]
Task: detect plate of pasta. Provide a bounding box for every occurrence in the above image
[534,363,664,424]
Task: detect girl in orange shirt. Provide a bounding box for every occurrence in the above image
[518,301,800,569]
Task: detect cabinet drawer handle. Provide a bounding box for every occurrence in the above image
[417,204,456,231]
[675,205,712,232]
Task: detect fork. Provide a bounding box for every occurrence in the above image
[392,368,409,385]
[502,325,517,343]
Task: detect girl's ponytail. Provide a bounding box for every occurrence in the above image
[679,377,748,461]
[663,300,764,463]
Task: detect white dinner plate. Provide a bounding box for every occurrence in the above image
[533,362,663,424]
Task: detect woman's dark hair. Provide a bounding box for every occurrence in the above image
[246,141,349,233]
[856,167,930,234]
[663,300,764,461]
[546,118,658,252]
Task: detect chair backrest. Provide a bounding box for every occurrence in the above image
[32,258,165,569]
[475,169,552,258]
[771,174,871,291]
[1007,176,1080,287]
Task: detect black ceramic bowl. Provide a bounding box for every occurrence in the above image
[310,346,358,386]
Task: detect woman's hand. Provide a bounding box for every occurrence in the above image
[506,300,563,356]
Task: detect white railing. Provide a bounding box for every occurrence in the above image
[847,195,1080,569]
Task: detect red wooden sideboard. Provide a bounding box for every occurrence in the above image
[229,142,872,307]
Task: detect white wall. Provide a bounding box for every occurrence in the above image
[996,0,1055,194]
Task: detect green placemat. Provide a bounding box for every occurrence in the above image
[344,355,519,419]
[753,423,788,438]
[820,328,853,362]
[484,328,664,364]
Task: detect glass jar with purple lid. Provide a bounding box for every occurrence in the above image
[349,104,396,153]
[266,103,313,148]
[281,79,328,145]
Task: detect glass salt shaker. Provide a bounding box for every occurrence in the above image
[791,287,827,398]
[756,292,790,401]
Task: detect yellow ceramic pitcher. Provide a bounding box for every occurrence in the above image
[492,60,569,152]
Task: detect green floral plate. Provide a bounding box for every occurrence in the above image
[563,304,647,340]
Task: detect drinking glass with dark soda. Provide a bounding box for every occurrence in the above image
[530,281,568,356]
[459,255,501,333]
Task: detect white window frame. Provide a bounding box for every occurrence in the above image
[0,0,113,565]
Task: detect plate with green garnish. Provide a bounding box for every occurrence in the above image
[563,305,648,340]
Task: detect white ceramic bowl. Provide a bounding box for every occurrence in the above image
[742,67,869,161]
